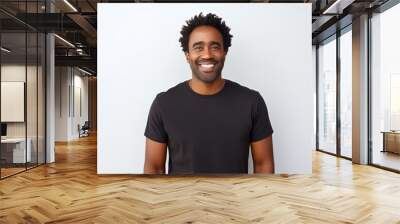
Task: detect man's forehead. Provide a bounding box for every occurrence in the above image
[189,27,223,43]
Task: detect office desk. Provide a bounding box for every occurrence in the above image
[382,131,400,154]
[1,138,31,163]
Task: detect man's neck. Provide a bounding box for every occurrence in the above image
[189,77,225,95]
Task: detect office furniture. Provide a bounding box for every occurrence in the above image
[382,131,400,154]
[79,121,90,138]
[0,138,32,164]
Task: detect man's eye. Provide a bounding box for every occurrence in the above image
[194,46,202,51]
[211,45,220,50]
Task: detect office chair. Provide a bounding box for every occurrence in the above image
[79,121,90,138]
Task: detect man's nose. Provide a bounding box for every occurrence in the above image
[202,47,212,59]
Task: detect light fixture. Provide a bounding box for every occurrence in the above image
[63,0,78,12]
[78,67,93,76]
[322,0,354,15]
[76,48,85,55]
[1,47,11,53]
[54,34,75,48]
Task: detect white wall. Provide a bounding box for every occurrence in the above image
[55,67,69,141]
[55,67,89,141]
[72,72,89,138]
[98,3,313,174]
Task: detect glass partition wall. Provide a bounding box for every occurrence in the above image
[0,31,27,177]
[0,1,46,179]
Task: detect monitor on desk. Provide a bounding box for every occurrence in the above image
[1,123,7,138]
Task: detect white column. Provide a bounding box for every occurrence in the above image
[46,33,55,163]
[45,0,56,163]
[352,14,369,164]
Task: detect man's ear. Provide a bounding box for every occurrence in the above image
[185,52,190,63]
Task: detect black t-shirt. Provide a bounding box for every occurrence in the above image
[144,79,273,174]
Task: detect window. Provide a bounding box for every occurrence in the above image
[318,37,337,155]
[371,3,400,171]
[339,28,352,158]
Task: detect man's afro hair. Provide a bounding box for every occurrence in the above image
[179,13,233,53]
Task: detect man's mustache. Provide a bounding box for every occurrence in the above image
[196,59,218,64]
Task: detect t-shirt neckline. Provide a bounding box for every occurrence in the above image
[185,79,229,98]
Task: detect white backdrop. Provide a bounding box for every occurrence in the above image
[98,3,313,174]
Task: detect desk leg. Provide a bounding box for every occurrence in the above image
[382,133,386,153]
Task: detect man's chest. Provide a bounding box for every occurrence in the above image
[161,99,253,143]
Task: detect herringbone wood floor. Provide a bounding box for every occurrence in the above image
[1,134,400,223]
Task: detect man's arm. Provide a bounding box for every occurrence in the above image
[144,138,167,174]
[251,135,274,174]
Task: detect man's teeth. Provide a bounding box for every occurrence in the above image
[200,64,214,68]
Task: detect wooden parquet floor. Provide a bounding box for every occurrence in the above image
[1,134,400,223]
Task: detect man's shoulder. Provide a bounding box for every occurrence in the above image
[154,81,187,102]
[226,79,260,98]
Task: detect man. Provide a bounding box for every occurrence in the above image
[144,13,274,174]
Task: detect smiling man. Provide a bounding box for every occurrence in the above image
[144,13,274,174]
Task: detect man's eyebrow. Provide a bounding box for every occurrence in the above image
[192,41,222,48]
[210,41,222,46]
[192,41,204,47]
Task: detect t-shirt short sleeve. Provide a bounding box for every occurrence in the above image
[250,92,273,142]
[144,94,168,143]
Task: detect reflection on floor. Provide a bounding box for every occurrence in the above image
[341,147,352,158]
[373,150,400,171]
[0,167,25,177]
[0,162,42,178]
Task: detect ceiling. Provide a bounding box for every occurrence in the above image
[0,0,394,74]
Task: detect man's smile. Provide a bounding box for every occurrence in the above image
[197,60,217,73]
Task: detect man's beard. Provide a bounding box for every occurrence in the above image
[192,67,222,83]
[189,59,225,84]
